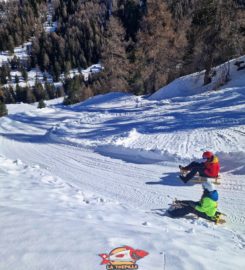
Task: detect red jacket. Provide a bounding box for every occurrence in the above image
[204,155,220,177]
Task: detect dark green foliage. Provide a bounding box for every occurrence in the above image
[38,99,46,109]
[235,0,245,7]
[56,86,65,98]
[62,69,123,105]
[10,56,21,70]
[0,86,16,104]
[31,1,105,79]
[0,80,61,105]
[117,0,143,41]
[33,82,48,101]
[21,67,28,81]
[0,64,11,85]
[184,0,240,85]
[128,72,144,95]
[0,101,8,117]
[0,0,244,103]
[0,0,46,51]
[63,75,93,105]
[192,1,217,26]
[1,82,60,104]
[15,84,26,103]
[45,83,57,99]
[165,0,197,19]
[25,87,36,103]
[15,75,19,84]
[15,83,49,103]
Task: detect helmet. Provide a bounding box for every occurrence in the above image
[202,181,215,192]
[202,151,214,159]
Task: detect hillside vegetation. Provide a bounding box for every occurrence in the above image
[0,0,244,107]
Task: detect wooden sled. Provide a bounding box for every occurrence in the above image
[170,199,226,225]
[193,213,226,225]
[180,169,221,185]
[215,217,226,225]
[191,176,221,185]
[214,212,226,224]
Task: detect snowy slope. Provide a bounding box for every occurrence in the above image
[149,55,245,100]
[0,58,245,269]
[1,155,244,270]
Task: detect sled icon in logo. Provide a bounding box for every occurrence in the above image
[99,245,149,269]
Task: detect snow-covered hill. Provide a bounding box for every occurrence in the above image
[0,58,245,270]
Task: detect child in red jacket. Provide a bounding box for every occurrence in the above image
[179,151,220,183]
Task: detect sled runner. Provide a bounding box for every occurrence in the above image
[191,176,221,185]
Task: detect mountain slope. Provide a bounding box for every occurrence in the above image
[0,59,245,269]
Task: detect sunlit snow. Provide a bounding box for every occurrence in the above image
[0,57,245,270]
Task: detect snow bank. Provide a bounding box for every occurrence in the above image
[7,102,36,114]
[47,84,245,166]
[150,56,245,100]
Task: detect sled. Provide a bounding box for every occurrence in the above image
[215,216,226,224]
[169,200,226,225]
[180,169,221,185]
[189,213,226,225]
[213,211,226,224]
[191,176,221,185]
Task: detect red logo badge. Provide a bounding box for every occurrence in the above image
[99,246,149,269]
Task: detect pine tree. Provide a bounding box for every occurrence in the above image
[37,99,46,109]
[118,0,142,41]
[186,0,239,85]
[0,101,8,117]
[0,89,4,103]
[8,36,15,55]
[57,86,65,98]
[100,16,130,92]
[0,65,11,84]
[2,86,16,104]
[134,0,188,94]
[16,84,25,102]
[33,82,48,101]
[21,67,28,82]
[25,87,36,103]
[15,75,19,84]
[45,83,56,99]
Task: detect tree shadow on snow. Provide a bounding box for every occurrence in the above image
[146,172,195,187]
[0,132,56,144]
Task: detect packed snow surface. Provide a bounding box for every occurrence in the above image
[0,59,245,269]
